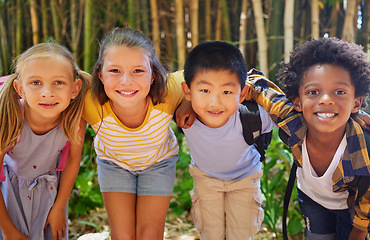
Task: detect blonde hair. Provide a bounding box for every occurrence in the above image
[0,43,91,153]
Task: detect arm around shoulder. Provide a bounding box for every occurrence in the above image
[245,70,294,123]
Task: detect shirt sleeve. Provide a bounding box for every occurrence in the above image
[353,186,370,232]
[165,70,185,114]
[82,90,103,127]
[244,69,294,124]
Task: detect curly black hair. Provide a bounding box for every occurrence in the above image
[277,37,370,101]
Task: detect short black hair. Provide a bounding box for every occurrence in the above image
[277,37,370,101]
[184,41,248,89]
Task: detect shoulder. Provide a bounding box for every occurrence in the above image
[82,90,104,126]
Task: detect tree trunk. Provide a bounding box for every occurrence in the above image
[159,0,173,65]
[50,0,61,42]
[359,1,369,50]
[141,0,149,34]
[29,0,40,45]
[40,0,49,39]
[150,0,161,58]
[215,0,222,40]
[84,0,93,72]
[239,0,248,57]
[251,0,268,76]
[175,0,186,69]
[70,0,78,57]
[205,0,211,40]
[328,0,339,37]
[16,0,23,55]
[221,0,231,41]
[342,0,356,42]
[0,7,9,74]
[128,0,136,28]
[269,0,284,81]
[311,0,320,39]
[190,0,199,47]
[284,0,294,62]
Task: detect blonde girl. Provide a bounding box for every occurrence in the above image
[0,43,90,240]
[82,27,184,239]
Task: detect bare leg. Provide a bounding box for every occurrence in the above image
[102,192,136,240]
[136,195,172,240]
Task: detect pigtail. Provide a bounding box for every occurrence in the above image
[62,70,91,143]
[0,74,23,153]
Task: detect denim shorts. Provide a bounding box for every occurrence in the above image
[96,155,178,196]
[297,188,354,240]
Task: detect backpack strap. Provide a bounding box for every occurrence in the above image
[239,100,271,161]
[239,100,261,146]
[282,161,297,240]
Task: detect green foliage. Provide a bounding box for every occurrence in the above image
[262,129,304,236]
[69,125,103,218]
[169,122,193,216]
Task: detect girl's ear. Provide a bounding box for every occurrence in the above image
[13,80,24,99]
[292,97,302,112]
[71,79,82,99]
[98,71,103,84]
[351,97,363,113]
[181,82,191,101]
[239,85,249,103]
[151,73,155,85]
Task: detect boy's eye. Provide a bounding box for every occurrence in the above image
[336,90,346,95]
[223,90,232,94]
[307,90,318,95]
[200,89,210,93]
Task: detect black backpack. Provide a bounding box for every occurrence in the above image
[281,123,370,240]
[239,100,273,161]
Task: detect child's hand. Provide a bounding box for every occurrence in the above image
[44,206,66,240]
[353,110,370,131]
[3,230,30,240]
[175,100,196,129]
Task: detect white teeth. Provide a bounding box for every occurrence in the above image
[317,113,335,118]
[118,90,136,95]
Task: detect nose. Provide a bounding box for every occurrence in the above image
[319,93,334,105]
[209,94,222,107]
[41,86,55,98]
[120,73,133,85]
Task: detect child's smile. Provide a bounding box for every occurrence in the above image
[294,64,362,136]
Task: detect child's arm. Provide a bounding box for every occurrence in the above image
[350,187,370,240]
[44,119,87,240]
[0,152,31,240]
[245,70,294,124]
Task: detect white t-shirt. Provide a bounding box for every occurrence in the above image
[183,105,276,180]
[297,135,349,210]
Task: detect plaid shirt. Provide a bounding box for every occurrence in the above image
[245,69,370,231]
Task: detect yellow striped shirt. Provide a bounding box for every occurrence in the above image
[82,71,184,171]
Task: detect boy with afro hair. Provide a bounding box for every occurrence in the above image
[246,37,370,239]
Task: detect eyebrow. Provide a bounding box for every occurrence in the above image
[196,80,238,87]
[303,81,352,89]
